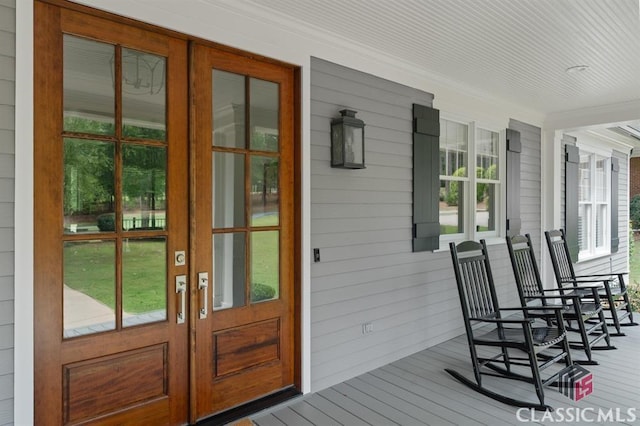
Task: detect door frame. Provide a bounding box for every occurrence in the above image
[26,1,303,423]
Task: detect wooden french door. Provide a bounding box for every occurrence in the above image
[34,2,298,425]
[190,43,296,420]
[34,2,189,424]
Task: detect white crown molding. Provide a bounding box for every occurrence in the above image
[545,99,640,131]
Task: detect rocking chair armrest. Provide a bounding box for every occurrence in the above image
[568,284,602,290]
[574,272,627,278]
[560,278,609,286]
[553,281,601,289]
[555,285,602,299]
[524,294,579,301]
[499,306,566,321]
[469,316,533,324]
[572,273,627,289]
[525,289,580,300]
[499,306,566,312]
[498,306,565,322]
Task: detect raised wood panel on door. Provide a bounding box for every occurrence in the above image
[34,3,188,424]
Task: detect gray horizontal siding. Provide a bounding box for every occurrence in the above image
[0,2,14,425]
[309,58,521,392]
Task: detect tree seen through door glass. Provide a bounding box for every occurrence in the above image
[63,240,116,338]
[251,156,279,226]
[122,48,167,140]
[63,34,115,135]
[122,145,167,231]
[63,138,115,234]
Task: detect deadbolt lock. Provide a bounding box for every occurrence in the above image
[175,250,186,266]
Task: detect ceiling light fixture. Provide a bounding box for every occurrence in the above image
[565,65,589,74]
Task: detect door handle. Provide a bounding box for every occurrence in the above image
[175,275,187,324]
[198,272,208,319]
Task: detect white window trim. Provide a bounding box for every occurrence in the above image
[439,115,506,245]
[575,140,612,262]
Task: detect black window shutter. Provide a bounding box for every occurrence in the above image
[611,157,619,253]
[564,144,580,261]
[412,104,440,252]
[506,128,521,237]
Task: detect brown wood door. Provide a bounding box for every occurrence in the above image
[190,43,297,420]
[34,3,189,424]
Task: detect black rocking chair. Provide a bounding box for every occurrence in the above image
[545,229,638,336]
[448,240,574,411]
[507,234,615,365]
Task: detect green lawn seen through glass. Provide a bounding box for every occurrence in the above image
[251,214,279,300]
[64,239,166,314]
[64,214,281,314]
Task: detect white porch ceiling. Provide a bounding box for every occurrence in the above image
[210,0,640,117]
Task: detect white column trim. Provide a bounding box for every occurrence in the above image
[14,1,34,424]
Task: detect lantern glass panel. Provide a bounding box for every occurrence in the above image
[332,124,344,166]
[345,126,363,165]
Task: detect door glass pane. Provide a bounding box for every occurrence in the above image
[122,145,167,231]
[122,48,167,140]
[250,156,279,226]
[213,70,245,148]
[213,152,245,228]
[476,183,496,232]
[213,233,246,310]
[250,78,279,151]
[251,231,279,303]
[63,35,115,135]
[440,180,465,234]
[63,240,115,338]
[123,237,167,326]
[64,138,115,234]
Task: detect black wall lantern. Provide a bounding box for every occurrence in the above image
[331,109,365,169]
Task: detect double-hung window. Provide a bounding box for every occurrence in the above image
[439,118,501,241]
[578,146,611,259]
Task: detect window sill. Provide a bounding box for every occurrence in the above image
[577,251,612,263]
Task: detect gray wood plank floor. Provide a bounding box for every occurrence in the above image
[252,321,640,425]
